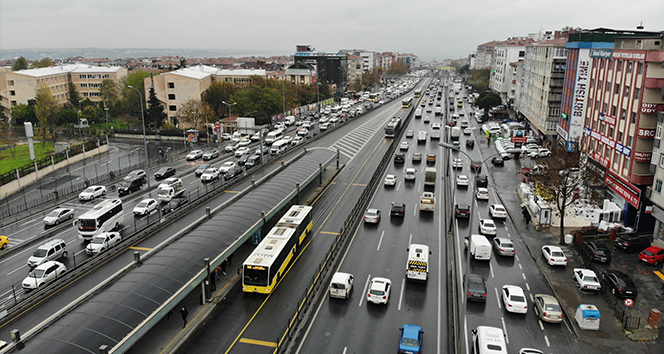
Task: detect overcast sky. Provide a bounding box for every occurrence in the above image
[1,0,661,62]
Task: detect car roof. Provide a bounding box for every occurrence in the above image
[477,188,489,192]
[503,285,524,294]
[534,293,558,302]
[544,245,563,251]
[494,237,512,244]
[401,324,423,337]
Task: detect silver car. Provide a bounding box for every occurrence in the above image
[43,208,74,226]
[493,237,515,256]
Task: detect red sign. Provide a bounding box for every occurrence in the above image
[600,113,616,126]
[624,299,634,306]
[605,171,640,208]
[511,136,528,143]
[637,128,656,139]
[214,123,222,133]
[593,152,609,168]
[633,151,652,162]
[641,103,664,114]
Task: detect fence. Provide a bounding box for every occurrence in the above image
[275,104,413,354]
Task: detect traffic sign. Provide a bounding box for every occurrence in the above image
[624,298,634,306]
[511,136,528,143]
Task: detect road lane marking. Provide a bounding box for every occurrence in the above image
[238,338,277,347]
[6,265,27,276]
[129,246,152,251]
[320,231,340,235]
[654,271,664,281]
[377,230,385,251]
[538,319,544,331]
[489,263,494,278]
[350,183,367,187]
[224,190,241,194]
[544,335,550,347]
[530,293,534,303]
[522,273,526,280]
[359,274,371,307]
[396,181,401,191]
[518,263,522,270]
[525,282,530,291]
[398,278,405,311]
[408,234,413,246]
[501,317,509,344]
[495,287,501,308]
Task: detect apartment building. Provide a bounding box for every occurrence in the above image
[0,63,127,118]
[575,34,663,233]
[146,65,266,127]
[490,38,533,102]
[514,37,568,148]
[347,55,363,84]
[474,41,499,69]
[378,53,395,71]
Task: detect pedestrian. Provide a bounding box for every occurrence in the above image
[179,306,188,328]
[210,273,216,291]
[214,266,221,282]
[221,259,227,275]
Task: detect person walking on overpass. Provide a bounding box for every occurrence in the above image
[180,306,189,328]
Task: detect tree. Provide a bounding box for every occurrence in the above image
[145,86,166,132]
[32,57,54,68]
[529,146,603,244]
[34,84,58,147]
[11,57,28,71]
[477,91,501,113]
[0,116,17,157]
[387,60,409,75]
[9,102,36,125]
[202,82,236,118]
[121,70,152,117]
[178,99,214,129]
[68,82,81,110]
[179,58,187,69]
[100,79,120,107]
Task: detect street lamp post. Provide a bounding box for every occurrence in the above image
[104,106,109,132]
[222,101,236,134]
[127,85,150,186]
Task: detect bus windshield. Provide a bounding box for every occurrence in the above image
[79,218,97,231]
[243,265,269,286]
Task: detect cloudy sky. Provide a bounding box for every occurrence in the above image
[1,0,661,61]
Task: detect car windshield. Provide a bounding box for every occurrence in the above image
[120,181,132,187]
[468,281,484,291]
[369,288,385,296]
[158,168,168,173]
[511,295,526,303]
[204,169,216,174]
[501,242,514,248]
[642,250,654,256]
[583,275,598,282]
[83,187,95,193]
[551,251,564,257]
[137,202,148,208]
[29,269,46,278]
[401,338,419,347]
[47,210,61,217]
[91,237,105,245]
[32,249,47,257]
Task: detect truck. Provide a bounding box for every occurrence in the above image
[420,192,435,211]
[415,108,422,119]
[424,167,437,187]
[434,106,442,115]
[157,180,185,203]
[451,127,461,140]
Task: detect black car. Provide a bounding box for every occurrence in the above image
[455,204,471,218]
[195,164,212,176]
[154,167,176,179]
[237,155,250,166]
[390,202,405,217]
[245,155,262,169]
[161,197,188,214]
[394,152,405,163]
[475,174,488,187]
[581,241,613,263]
[466,139,474,148]
[601,269,638,299]
[615,235,651,252]
[470,161,482,173]
[491,156,504,166]
[465,273,487,302]
[117,178,143,197]
[224,166,243,180]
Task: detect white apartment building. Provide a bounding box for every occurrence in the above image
[490,38,533,102]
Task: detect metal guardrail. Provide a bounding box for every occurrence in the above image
[275,101,415,354]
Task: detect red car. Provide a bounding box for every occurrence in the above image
[638,246,664,265]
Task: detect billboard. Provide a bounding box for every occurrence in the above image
[569,50,590,141]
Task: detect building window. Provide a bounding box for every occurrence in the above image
[590,78,595,89]
[638,62,643,74]
[609,127,614,138]
[11,101,16,106]
[606,82,611,92]
[632,111,637,124]
[634,87,640,100]
[617,61,623,72]
[80,75,86,79]
[614,84,620,94]
[82,92,89,97]
[613,152,620,166]
[9,90,15,96]
[660,154,664,167]
[618,131,623,142]
[80,83,87,88]
[7,80,14,86]
[169,105,177,111]
[627,62,633,73]
[103,74,109,79]
[657,179,663,194]
[624,86,629,98]
[611,105,617,116]
[168,94,175,100]
[168,82,175,89]
[603,102,609,112]
[628,135,633,146]
[621,108,627,120]
[598,81,603,91]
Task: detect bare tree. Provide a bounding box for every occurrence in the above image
[529,145,604,244]
[35,84,58,147]
[178,99,214,130]
[0,118,18,157]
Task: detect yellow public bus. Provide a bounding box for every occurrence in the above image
[402,97,413,108]
[414,90,421,98]
[457,99,463,108]
[242,205,313,294]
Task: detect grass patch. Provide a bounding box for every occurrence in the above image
[0,142,55,175]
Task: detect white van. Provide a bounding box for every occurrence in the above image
[415,108,422,118]
[466,235,492,260]
[406,244,431,281]
[265,130,283,145]
[329,272,354,299]
[471,326,508,354]
[284,115,295,126]
[270,139,290,155]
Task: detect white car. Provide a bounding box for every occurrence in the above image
[364,209,381,223]
[238,138,251,147]
[489,204,507,218]
[399,141,409,150]
[479,219,497,236]
[464,127,472,135]
[476,188,489,200]
[219,161,237,174]
[502,285,528,314]
[456,175,469,186]
[186,150,203,160]
[78,185,106,201]
[291,136,304,146]
[542,245,568,266]
[85,232,121,256]
[367,277,392,305]
[384,175,397,186]
[235,147,250,158]
[200,167,220,182]
[529,148,552,158]
[202,149,219,160]
[452,158,463,168]
[22,261,67,291]
[297,128,309,137]
[133,198,158,216]
[572,268,601,292]
[404,168,417,180]
[224,144,235,153]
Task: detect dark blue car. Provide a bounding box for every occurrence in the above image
[399,324,423,354]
